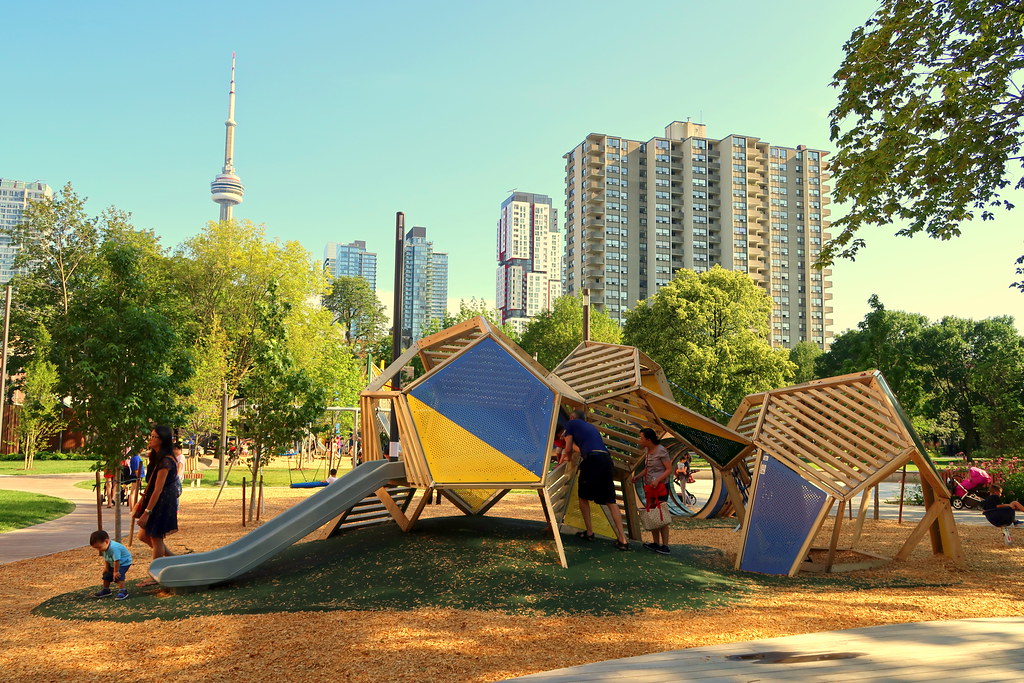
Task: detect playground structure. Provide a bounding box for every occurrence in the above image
[359,317,757,566]
[731,371,965,575]
[149,319,965,587]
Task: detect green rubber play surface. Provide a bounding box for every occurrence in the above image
[35,516,947,623]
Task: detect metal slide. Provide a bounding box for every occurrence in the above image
[148,460,406,588]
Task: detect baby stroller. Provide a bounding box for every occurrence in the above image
[946,466,992,510]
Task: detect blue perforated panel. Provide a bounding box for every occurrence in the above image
[740,454,829,575]
[410,337,555,477]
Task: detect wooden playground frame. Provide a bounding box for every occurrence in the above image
[732,370,964,575]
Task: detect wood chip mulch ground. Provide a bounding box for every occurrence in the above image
[0,486,1021,682]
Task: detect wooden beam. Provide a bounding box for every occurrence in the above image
[404,487,433,531]
[825,499,847,572]
[364,344,421,392]
[375,486,412,532]
[851,487,872,545]
[541,488,568,568]
[894,498,945,561]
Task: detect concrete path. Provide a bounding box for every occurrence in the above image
[510,617,1024,681]
[0,473,126,565]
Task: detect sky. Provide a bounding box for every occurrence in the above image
[2,0,1020,336]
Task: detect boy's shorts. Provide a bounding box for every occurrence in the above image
[103,564,131,582]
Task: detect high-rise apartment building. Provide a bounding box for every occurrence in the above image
[401,226,448,342]
[563,120,833,349]
[324,240,378,290]
[0,179,53,283]
[496,192,562,333]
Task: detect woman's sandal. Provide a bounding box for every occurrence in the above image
[575,531,595,541]
[614,540,631,551]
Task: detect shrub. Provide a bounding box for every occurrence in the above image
[0,451,94,462]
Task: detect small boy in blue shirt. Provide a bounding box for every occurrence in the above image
[89,529,132,600]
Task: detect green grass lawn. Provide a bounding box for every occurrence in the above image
[35,516,946,623]
[70,460,351,491]
[0,490,75,533]
[0,460,94,476]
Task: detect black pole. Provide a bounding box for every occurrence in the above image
[390,212,405,457]
[582,287,591,342]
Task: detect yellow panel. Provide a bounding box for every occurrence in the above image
[449,488,502,513]
[562,475,617,540]
[408,394,541,484]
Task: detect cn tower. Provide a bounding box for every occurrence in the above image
[210,53,244,221]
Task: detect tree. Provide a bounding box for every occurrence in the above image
[915,315,1024,454]
[622,267,794,419]
[824,0,1024,288]
[2,183,105,384]
[789,341,823,384]
[17,326,64,470]
[518,295,621,370]
[174,219,324,391]
[180,317,231,452]
[237,282,328,521]
[815,295,930,416]
[323,275,386,346]
[63,231,194,539]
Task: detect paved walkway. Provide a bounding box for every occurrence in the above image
[0,473,120,564]
[510,617,1024,681]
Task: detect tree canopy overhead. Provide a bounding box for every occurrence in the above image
[825,0,1024,287]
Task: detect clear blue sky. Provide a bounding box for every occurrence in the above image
[3,0,1021,334]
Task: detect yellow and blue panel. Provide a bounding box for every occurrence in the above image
[408,337,555,485]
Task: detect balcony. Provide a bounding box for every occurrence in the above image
[584,229,604,244]
[586,253,605,266]
[587,166,605,180]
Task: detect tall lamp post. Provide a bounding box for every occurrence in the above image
[389,212,405,459]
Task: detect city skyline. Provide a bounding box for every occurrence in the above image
[2,0,1021,335]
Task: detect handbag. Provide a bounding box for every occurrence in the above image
[640,499,671,530]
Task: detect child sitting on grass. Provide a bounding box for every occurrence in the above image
[89,530,132,601]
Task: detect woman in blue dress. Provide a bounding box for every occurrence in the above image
[133,425,179,564]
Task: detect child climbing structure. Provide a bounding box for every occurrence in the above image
[730,371,965,576]
[361,318,757,565]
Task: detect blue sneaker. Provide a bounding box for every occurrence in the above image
[115,590,129,601]
[94,588,113,598]
[1013,520,1024,527]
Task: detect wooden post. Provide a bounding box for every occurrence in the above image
[257,475,264,521]
[95,471,103,530]
[825,500,846,572]
[898,463,907,525]
[242,477,247,527]
[873,483,880,520]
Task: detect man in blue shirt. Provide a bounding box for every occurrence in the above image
[89,529,133,600]
[559,409,629,550]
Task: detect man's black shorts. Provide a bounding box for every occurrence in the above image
[578,451,616,505]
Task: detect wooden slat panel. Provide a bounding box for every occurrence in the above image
[805,386,905,455]
[759,412,864,489]
[771,392,888,470]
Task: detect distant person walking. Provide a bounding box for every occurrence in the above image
[559,409,629,550]
[133,426,179,573]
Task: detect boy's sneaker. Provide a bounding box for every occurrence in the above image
[115,590,129,601]
[1012,520,1024,527]
[642,542,660,553]
[93,588,113,598]
[656,545,671,555]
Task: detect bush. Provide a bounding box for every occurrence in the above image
[0,451,94,462]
